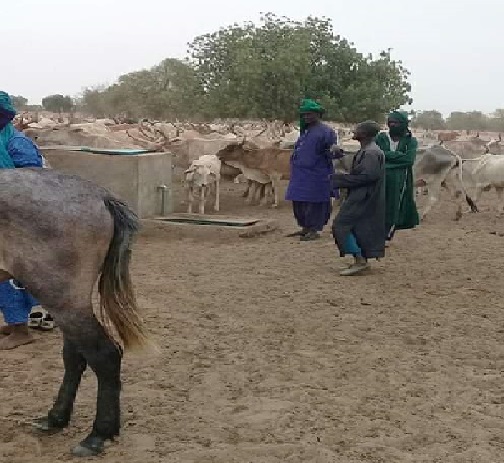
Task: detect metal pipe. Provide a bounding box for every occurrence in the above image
[157,184,168,216]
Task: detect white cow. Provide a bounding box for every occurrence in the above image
[413,145,478,219]
[184,154,221,214]
[456,153,504,212]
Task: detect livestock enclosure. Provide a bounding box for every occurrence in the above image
[2,178,504,463]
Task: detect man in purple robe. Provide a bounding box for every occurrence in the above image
[285,99,338,241]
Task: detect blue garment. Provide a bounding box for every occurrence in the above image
[292,201,332,232]
[0,93,43,325]
[0,281,38,324]
[8,130,44,167]
[285,122,337,202]
[344,233,362,257]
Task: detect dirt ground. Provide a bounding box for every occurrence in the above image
[2,183,504,463]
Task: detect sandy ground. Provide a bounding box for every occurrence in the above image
[2,183,504,463]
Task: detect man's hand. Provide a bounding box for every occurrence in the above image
[330,144,345,159]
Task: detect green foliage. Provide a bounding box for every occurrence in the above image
[411,109,504,132]
[488,109,504,132]
[411,110,445,130]
[188,14,411,122]
[41,94,74,113]
[10,95,28,111]
[80,58,201,120]
[79,13,413,122]
[446,111,488,131]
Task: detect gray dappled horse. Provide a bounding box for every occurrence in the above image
[1,167,149,457]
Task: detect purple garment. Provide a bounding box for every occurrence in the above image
[292,201,332,232]
[285,123,337,202]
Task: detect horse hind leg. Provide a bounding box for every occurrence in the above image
[32,336,87,433]
[30,310,120,457]
[69,316,122,457]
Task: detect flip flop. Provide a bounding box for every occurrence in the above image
[39,314,55,331]
[28,311,44,329]
[28,308,56,331]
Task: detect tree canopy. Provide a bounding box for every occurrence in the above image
[411,109,504,132]
[80,13,412,122]
[10,95,28,111]
[42,94,74,113]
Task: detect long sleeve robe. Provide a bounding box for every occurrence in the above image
[331,141,386,259]
[375,132,419,236]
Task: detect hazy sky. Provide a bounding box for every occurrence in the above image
[5,0,502,115]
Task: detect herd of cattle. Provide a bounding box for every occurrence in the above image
[13,112,504,219]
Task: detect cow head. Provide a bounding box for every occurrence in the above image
[184,163,214,188]
[215,140,246,162]
[485,137,503,154]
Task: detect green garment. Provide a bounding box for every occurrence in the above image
[375,131,419,236]
[299,98,324,134]
[388,110,410,138]
[388,110,409,125]
[0,92,17,169]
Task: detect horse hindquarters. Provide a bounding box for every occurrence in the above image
[35,196,146,457]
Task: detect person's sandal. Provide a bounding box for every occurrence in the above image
[286,229,307,237]
[28,311,44,329]
[340,262,369,276]
[300,231,320,241]
[39,314,55,331]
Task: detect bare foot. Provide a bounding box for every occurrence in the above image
[0,325,12,335]
[0,331,34,350]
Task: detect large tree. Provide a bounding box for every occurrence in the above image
[488,109,504,132]
[42,94,74,113]
[188,13,412,122]
[10,95,28,111]
[81,58,201,120]
[412,110,445,130]
[80,14,412,121]
[446,111,488,131]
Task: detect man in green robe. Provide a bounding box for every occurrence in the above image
[375,110,419,243]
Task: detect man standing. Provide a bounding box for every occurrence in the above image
[375,110,419,243]
[285,99,337,241]
[0,91,52,350]
[331,121,385,276]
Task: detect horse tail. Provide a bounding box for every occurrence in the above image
[99,196,150,351]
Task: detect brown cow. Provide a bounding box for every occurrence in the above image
[216,141,291,207]
[438,131,460,143]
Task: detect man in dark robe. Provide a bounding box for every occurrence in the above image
[285,99,338,241]
[375,110,419,243]
[331,121,386,276]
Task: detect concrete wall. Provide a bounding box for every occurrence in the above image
[41,148,173,218]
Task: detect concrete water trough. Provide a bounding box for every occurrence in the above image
[141,213,278,240]
[40,146,173,219]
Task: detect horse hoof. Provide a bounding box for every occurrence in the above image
[72,436,105,457]
[31,417,65,434]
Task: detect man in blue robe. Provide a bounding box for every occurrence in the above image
[285,99,338,241]
[0,91,50,350]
